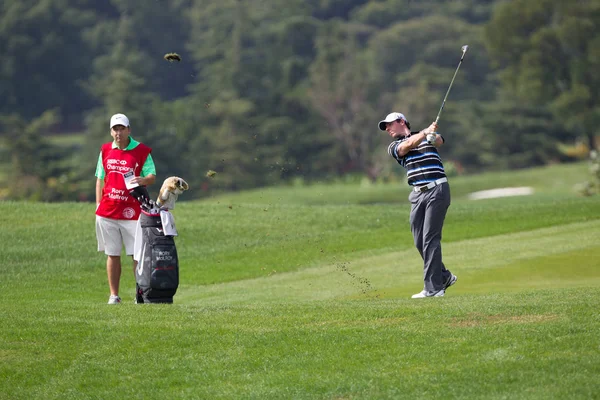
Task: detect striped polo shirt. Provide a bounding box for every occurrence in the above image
[387,132,446,187]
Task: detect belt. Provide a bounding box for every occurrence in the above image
[413,177,448,193]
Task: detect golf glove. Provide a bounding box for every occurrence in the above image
[426,133,438,145]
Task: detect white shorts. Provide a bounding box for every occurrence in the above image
[96,216,138,256]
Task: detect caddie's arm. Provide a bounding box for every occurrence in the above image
[396,122,438,156]
[95,154,105,207]
[131,174,156,186]
[130,154,157,186]
[96,178,104,206]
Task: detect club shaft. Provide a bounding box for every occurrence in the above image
[435,49,467,124]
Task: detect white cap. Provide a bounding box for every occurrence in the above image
[378,112,407,131]
[110,113,130,129]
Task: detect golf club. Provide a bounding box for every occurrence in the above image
[434,45,469,125]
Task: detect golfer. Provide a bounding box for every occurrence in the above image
[379,112,457,298]
[95,113,156,304]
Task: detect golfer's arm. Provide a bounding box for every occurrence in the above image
[397,131,427,156]
[96,178,104,206]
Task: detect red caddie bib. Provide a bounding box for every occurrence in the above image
[96,143,152,220]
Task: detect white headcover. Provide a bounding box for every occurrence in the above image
[156,177,189,210]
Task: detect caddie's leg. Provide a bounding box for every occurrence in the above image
[422,183,451,293]
[107,255,122,296]
[121,221,138,280]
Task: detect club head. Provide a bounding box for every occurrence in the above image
[129,185,151,209]
[462,45,469,54]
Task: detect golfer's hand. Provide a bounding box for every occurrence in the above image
[423,122,438,135]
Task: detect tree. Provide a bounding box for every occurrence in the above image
[0,0,97,127]
[308,20,383,180]
[352,0,496,28]
[444,95,567,170]
[0,111,84,200]
[80,11,165,199]
[485,0,600,151]
[367,14,491,125]
[185,0,340,188]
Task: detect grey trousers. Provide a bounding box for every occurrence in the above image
[408,182,452,293]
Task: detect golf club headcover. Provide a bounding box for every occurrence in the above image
[129,185,152,209]
[156,176,189,210]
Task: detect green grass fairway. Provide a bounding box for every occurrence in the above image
[1,163,600,399]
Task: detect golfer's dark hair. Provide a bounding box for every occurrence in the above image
[399,118,411,130]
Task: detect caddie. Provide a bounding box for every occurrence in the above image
[95,113,156,304]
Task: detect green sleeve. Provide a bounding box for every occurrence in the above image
[95,153,105,179]
[141,154,156,177]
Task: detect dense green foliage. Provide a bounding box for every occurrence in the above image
[0,0,599,201]
[1,164,600,398]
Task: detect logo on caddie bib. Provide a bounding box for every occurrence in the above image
[122,207,135,219]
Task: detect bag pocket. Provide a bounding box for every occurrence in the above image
[150,237,179,291]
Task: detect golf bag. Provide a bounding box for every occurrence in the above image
[135,210,179,304]
[130,179,188,304]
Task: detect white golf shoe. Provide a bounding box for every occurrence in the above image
[444,274,458,290]
[411,289,445,299]
[107,295,122,304]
